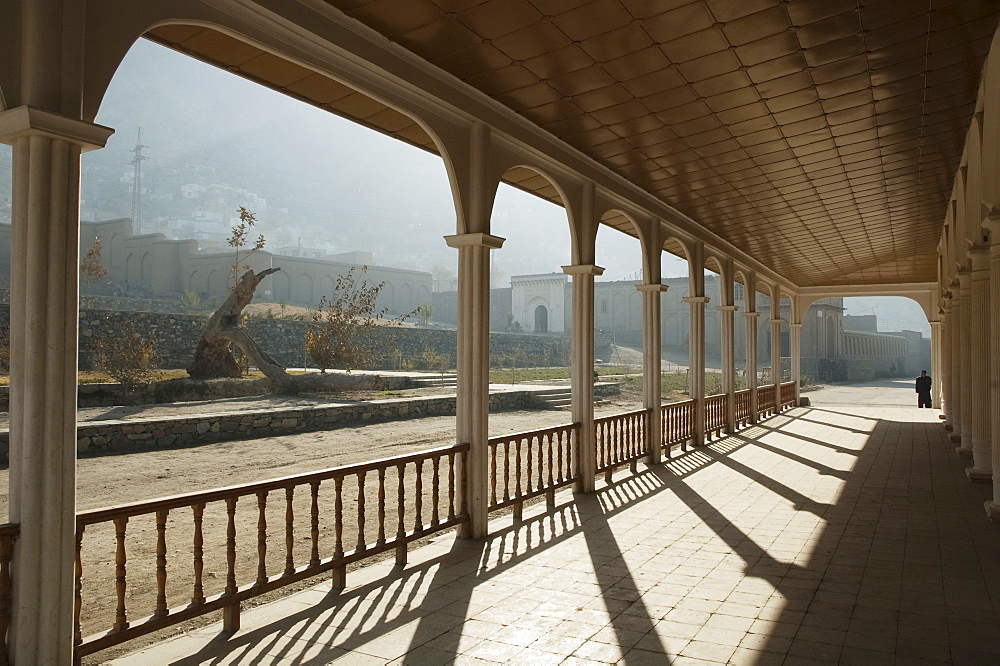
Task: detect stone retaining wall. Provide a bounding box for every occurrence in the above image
[0,391,531,462]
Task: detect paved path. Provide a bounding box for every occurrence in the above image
[804,378,928,406]
[111,384,1000,665]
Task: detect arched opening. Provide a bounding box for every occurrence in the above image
[534,304,548,333]
[489,163,571,387]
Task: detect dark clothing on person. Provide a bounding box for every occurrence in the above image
[916,375,932,408]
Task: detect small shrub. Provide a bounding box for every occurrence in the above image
[181,290,201,312]
[89,320,160,393]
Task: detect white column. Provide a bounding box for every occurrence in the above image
[968,248,991,481]
[790,323,802,405]
[564,264,603,491]
[445,233,504,538]
[944,294,959,435]
[637,283,668,463]
[957,270,973,456]
[744,312,760,423]
[0,107,113,661]
[983,215,1000,520]
[718,305,738,432]
[684,296,709,445]
[930,319,942,410]
[769,318,782,412]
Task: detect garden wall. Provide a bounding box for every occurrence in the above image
[0,306,569,371]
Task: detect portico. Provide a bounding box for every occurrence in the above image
[2,1,1000,662]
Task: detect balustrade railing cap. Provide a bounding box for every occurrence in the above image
[561,264,604,276]
[444,232,505,249]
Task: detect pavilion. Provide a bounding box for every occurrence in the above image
[2,1,999,661]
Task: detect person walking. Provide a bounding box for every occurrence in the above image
[915,370,932,408]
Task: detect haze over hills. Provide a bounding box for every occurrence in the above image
[0,40,929,335]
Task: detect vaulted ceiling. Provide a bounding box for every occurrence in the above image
[149,1,1000,287]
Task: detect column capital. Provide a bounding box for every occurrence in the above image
[682,296,710,304]
[635,283,668,293]
[716,305,739,312]
[768,318,784,325]
[562,264,604,276]
[742,311,760,319]
[957,268,972,291]
[0,106,114,151]
[444,232,505,250]
[982,207,1000,237]
[789,323,803,329]
[970,245,990,274]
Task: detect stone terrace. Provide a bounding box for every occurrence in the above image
[112,382,1000,664]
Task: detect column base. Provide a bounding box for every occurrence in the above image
[986,501,1000,523]
[966,467,993,482]
[949,433,963,442]
[956,447,973,458]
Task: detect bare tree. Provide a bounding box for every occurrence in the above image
[80,236,108,286]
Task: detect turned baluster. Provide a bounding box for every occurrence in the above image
[310,481,320,568]
[546,432,554,489]
[377,468,387,547]
[414,459,424,532]
[489,442,498,507]
[515,437,523,498]
[284,487,295,576]
[333,476,344,560]
[356,471,367,552]
[395,463,407,566]
[459,450,468,516]
[256,491,268,585]
[447,452,456,521]
[223,496,239,632]
[73,525,83,649]
[525,436,533,494]
[431,456,441,528]
[113,517,129,631]
[333,475,346,589]
[192,503,205,605]
[502,440,510,503]
[155,509,168,617]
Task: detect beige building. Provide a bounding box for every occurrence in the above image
[0,218,433,315]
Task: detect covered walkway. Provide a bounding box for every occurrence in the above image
[115,383,1000,664]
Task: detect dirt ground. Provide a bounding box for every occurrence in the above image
[0,393,644,663]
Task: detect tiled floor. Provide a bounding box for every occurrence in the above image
[113,382,1000,664]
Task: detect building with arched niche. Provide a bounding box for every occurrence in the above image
[501,274,929,377]
[0,218,433,315]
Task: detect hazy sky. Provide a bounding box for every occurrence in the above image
[86,39,687,281]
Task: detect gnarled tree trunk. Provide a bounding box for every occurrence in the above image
[187,268,383,393]
[188,267,290,384]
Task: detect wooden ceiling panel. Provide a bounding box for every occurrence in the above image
[152,2,1000,286]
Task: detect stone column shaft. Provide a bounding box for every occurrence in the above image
[769,318,783,412]
[684,296,709,445]
[638,284,667,463]
[983,216,1000,520]
[565,265,603,491]
[930,320,942,410]
[0,107,113,662]
[718,306,738,432]
[446,233,504,538]
[790,323,802,405]
[947,295,961,436]
[957,271,973,455]
[744,312,760,423]
[968,248,991,480]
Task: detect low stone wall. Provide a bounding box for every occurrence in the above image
[50,308,568,371]
[0,390,533,462]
